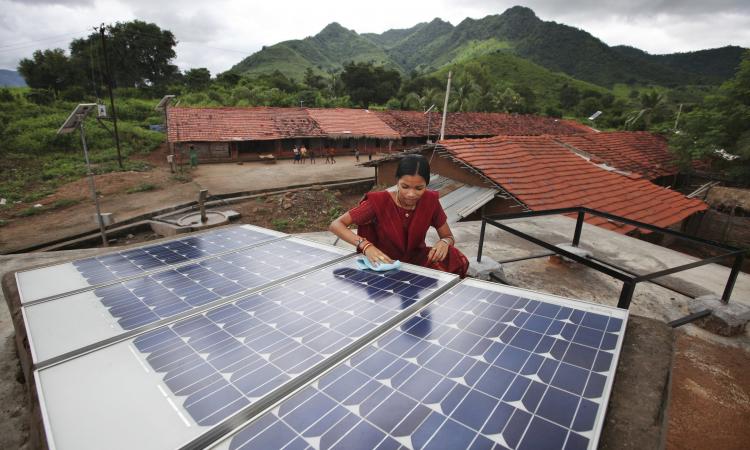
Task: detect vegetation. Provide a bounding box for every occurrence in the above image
[0,87,163,203]
[671,50,750,183]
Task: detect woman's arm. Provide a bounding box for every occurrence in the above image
[427,222,455,263]
[329,212,394,265]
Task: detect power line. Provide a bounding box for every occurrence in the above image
[0,29,90,51]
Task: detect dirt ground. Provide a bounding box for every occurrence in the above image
[666,331,750,450]
[0,146,374,253]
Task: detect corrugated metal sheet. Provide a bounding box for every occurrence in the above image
[388,174,498,223]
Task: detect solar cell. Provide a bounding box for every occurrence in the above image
[213,280,627,450]
[16,225,284,304]
[24,238,350,364]
[34,259,455,450]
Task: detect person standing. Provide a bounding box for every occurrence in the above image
[328,147,336,164]
[309,148,316,164]
[354,146,360,162]
[300,145,308,164]
[292,146,300,164]
[189,145,198,168]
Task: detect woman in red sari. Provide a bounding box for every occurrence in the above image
[330,155,469,277]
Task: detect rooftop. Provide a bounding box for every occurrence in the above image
[438,136,707,232]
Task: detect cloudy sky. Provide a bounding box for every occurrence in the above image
[1,0,749,74]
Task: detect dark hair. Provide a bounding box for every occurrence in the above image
[395,154,430,185]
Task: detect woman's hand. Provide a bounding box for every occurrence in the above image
[363,245,393,266]
[427,240,450,263]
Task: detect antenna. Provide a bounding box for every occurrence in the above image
[588,110,602,121]
[425,104,436,144]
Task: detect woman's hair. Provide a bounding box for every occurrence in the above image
[395,154,430,185]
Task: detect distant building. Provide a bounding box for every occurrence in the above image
[166,106,591,163]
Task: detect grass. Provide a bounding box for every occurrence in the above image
[16,206,44,217]
[51,198,80,209]
[126,182,158,194]
[271,218,289,231]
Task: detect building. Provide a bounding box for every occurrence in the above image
[368,135,706,233]
[166,106,592,163]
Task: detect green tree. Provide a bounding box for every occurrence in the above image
[69,20,178,90]
[671,50,750,182]
[340,62,401,109]
[559,84,580,110]
[17,48,77,96]
[303,67,326,90]
[184,68,211,91]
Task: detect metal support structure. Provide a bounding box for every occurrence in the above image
[572,210,585,247]
[722,253,745,303]
[668,309,712,328]
[479,207,746,310]
[617,281,636,309]
[80,121,108,247]
[477,219,487,262]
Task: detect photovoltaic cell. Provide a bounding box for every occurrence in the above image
[216,280,626,450]
[131,260,452,427]
[73,226,279,284]
[22,238,351,364]
[17,225,282,303]
[93,238,348,331]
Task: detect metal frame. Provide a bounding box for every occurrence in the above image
[478,207,745,312]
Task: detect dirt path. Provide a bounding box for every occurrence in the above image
[0,152,374,254]
[666,331,750,449]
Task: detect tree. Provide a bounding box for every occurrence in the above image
[303,67,326,90]
[17,48,78,96]
[184,68,211,91]
[69,20,178,89]
[671,50,750,183]
[559,84,580,110]
[340,62,401,109]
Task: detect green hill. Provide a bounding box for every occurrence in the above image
[231,22,399,80]
[228,6,745,89]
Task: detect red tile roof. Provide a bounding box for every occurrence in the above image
[555,132,678,180]
[306,108,400,139]
[439,136,707,233]
[167,107,325,142]
[375,110,591,137]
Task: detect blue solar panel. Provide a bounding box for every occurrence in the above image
[91,239,347,331]
[221,281,626,450]
[71,226,280,286]
[131,260,451,427]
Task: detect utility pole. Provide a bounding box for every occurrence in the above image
[439,71,452,141]
[99,24,123,169]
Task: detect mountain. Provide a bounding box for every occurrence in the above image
[231,22,400,80]
[0,70,26,87]
[229,6,746,88]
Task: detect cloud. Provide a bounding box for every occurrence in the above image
[0,0,748,73]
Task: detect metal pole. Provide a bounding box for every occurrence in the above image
[722,253,744,303]
[99,25,123,169]
[617,281,636,309]
[572,210,585,247]
[80,121,108,247]
[439,71,451,141]
[477,218,487,262]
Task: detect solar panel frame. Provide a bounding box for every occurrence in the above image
[23,237,354,369]
[208,278,628,450]
[32,257,458,450]
[16,224,286,305]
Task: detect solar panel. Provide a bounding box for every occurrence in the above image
[16,225,284,304]
[24,237,351,365]
[34,258,456,450]
[211,279,627,450]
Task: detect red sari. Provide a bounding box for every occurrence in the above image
[349,190,469,277]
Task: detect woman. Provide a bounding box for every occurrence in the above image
[329,154,469,277]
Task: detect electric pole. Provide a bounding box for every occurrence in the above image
[99,24,123,169]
